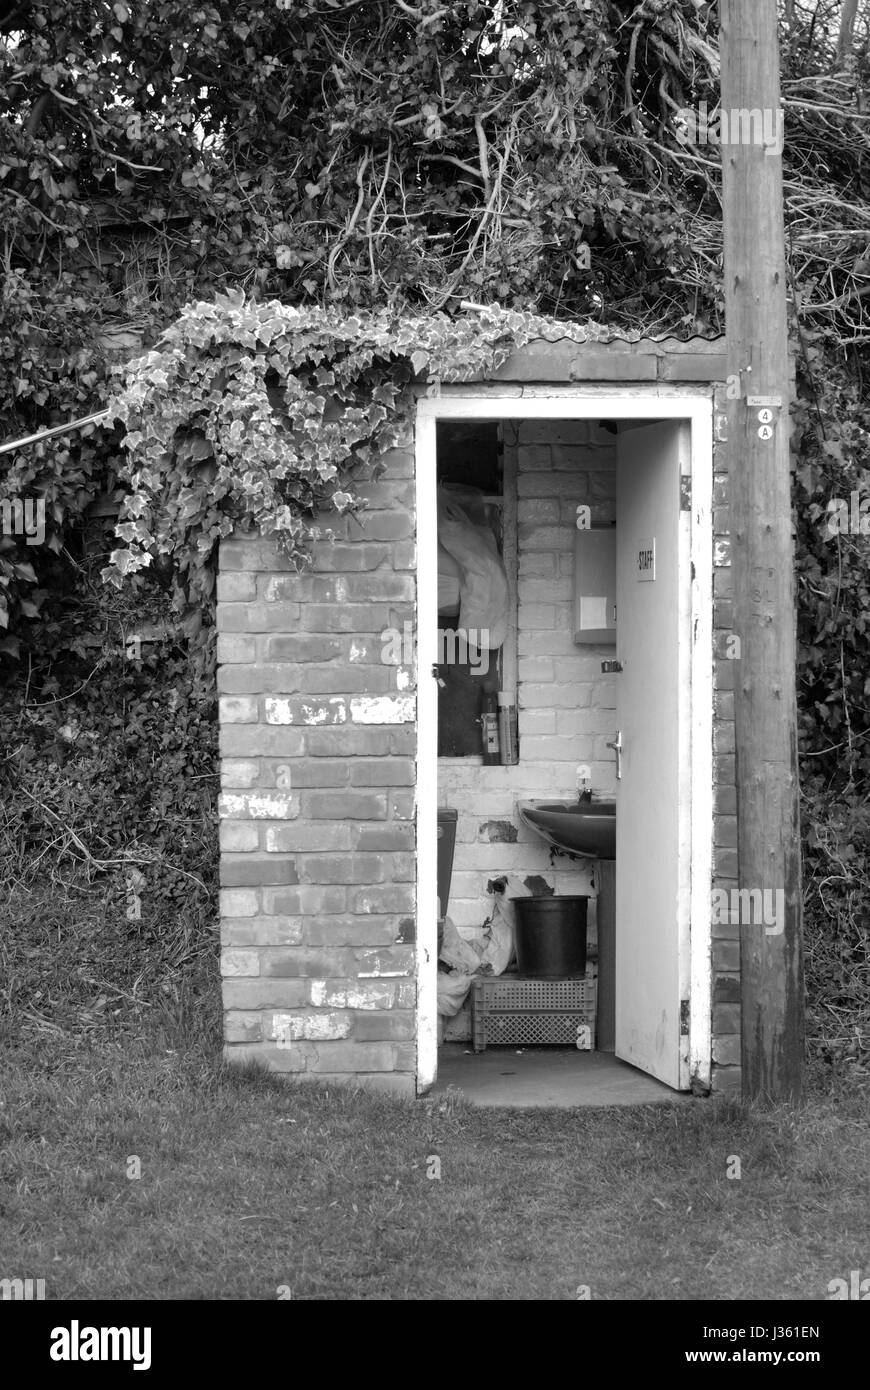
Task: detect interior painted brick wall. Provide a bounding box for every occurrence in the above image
[217,445,419,1097]
[439,419,618,958]
[439,404,740,1095]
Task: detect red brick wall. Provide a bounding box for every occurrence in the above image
[217,446,419,1096]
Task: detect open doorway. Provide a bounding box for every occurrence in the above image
[415,395,713,1105]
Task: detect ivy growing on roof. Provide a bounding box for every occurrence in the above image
[103,291,601,647]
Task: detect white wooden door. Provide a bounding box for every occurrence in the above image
[614,422,691,1089]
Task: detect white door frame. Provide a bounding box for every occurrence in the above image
[414,389,714,1095]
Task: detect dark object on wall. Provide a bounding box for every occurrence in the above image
[436,627,491,755]
[436,425,506,758]
[436,421,501,492]
[513,896,589,978]
[437,807,458,919]
[498,691,519,764]
[480,687,500,764]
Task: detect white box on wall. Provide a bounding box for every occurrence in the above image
[573,526,617,645]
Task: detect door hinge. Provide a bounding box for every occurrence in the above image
[679,999,690,1035]
[680,475,692,511]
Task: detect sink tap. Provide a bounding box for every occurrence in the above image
[576,765,592,802]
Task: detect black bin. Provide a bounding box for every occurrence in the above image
[512,895,588,978]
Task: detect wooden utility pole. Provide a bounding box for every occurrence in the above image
[720,0,804,1100]
[836,0,859,69]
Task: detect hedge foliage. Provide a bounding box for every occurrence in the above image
[1,1,869,1057]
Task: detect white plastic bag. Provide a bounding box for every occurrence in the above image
[479,891,515,976]
[438,543,461,614]
[484,874,532,951]
[439,916,481,973]
[437,486,509,649]
[437,970,475,1017]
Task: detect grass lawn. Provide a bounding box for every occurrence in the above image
[2,979,869,1301]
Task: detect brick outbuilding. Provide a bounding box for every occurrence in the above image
[218,335,744,1099]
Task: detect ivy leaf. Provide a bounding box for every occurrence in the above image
[109,547,151,575]
[409,350,429,377]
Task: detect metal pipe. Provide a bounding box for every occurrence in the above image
[0,409,111,457]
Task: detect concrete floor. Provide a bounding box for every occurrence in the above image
[430,1044,692,1108]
